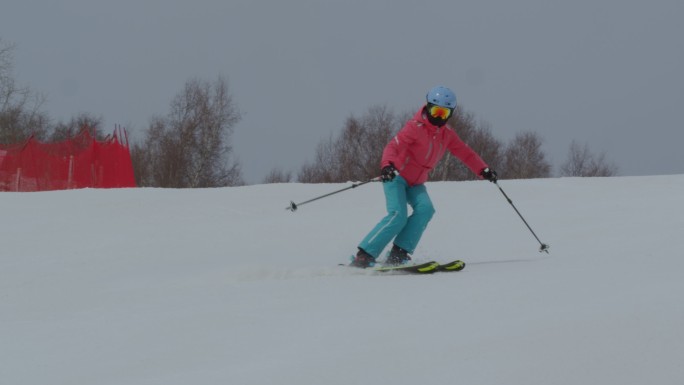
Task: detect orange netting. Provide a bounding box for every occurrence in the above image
[0,127,136,192]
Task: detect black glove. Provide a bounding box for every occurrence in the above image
[381,164,398,182]
[480,167,498,183]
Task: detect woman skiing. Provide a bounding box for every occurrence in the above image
[350,85,498,268]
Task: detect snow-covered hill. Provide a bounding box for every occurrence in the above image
[2,175,683,385]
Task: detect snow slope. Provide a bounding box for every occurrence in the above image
[2,175,684,385]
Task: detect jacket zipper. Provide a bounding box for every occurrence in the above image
[425,140,433,161]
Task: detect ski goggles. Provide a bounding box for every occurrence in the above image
[428,104,453,120]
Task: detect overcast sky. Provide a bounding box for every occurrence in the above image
[2,0,683,183]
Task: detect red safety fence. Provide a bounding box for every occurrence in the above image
[0,127,137,192]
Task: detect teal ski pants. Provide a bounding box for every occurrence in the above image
[358,176,435,259]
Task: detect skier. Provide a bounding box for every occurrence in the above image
[350,85,498,268]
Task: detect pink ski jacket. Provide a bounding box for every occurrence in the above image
[381,108,489,187]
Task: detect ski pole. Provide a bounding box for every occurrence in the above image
[494,181,550,253]
[286,177,381,212]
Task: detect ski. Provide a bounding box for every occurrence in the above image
[372,260,465,274]
[369,260,466,274]
[437,260,466,272]
[341,259,466,274]
[372,261,440,274]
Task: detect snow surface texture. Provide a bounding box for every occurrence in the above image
[2,176,683,385]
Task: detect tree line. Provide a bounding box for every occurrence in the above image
[1,38,616,188]
[1,38,243,188]
[281,105,617,183]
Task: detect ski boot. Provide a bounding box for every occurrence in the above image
[385,244,412,266]
[350,248,376,268]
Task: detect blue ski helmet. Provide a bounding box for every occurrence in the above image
[426,86,456,108]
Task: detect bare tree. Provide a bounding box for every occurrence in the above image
[298,134,341,183]
[432,107,503,181]
[298,105,399,183]
[49,113,105,142]
[262,168,293,184]
[560,140,618,177]
[133,77,243,187]
[336,105,398,181]
[132,117,178,187]
[130,141,148,187]
[501,131,551,179]
[0,39,49,143]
